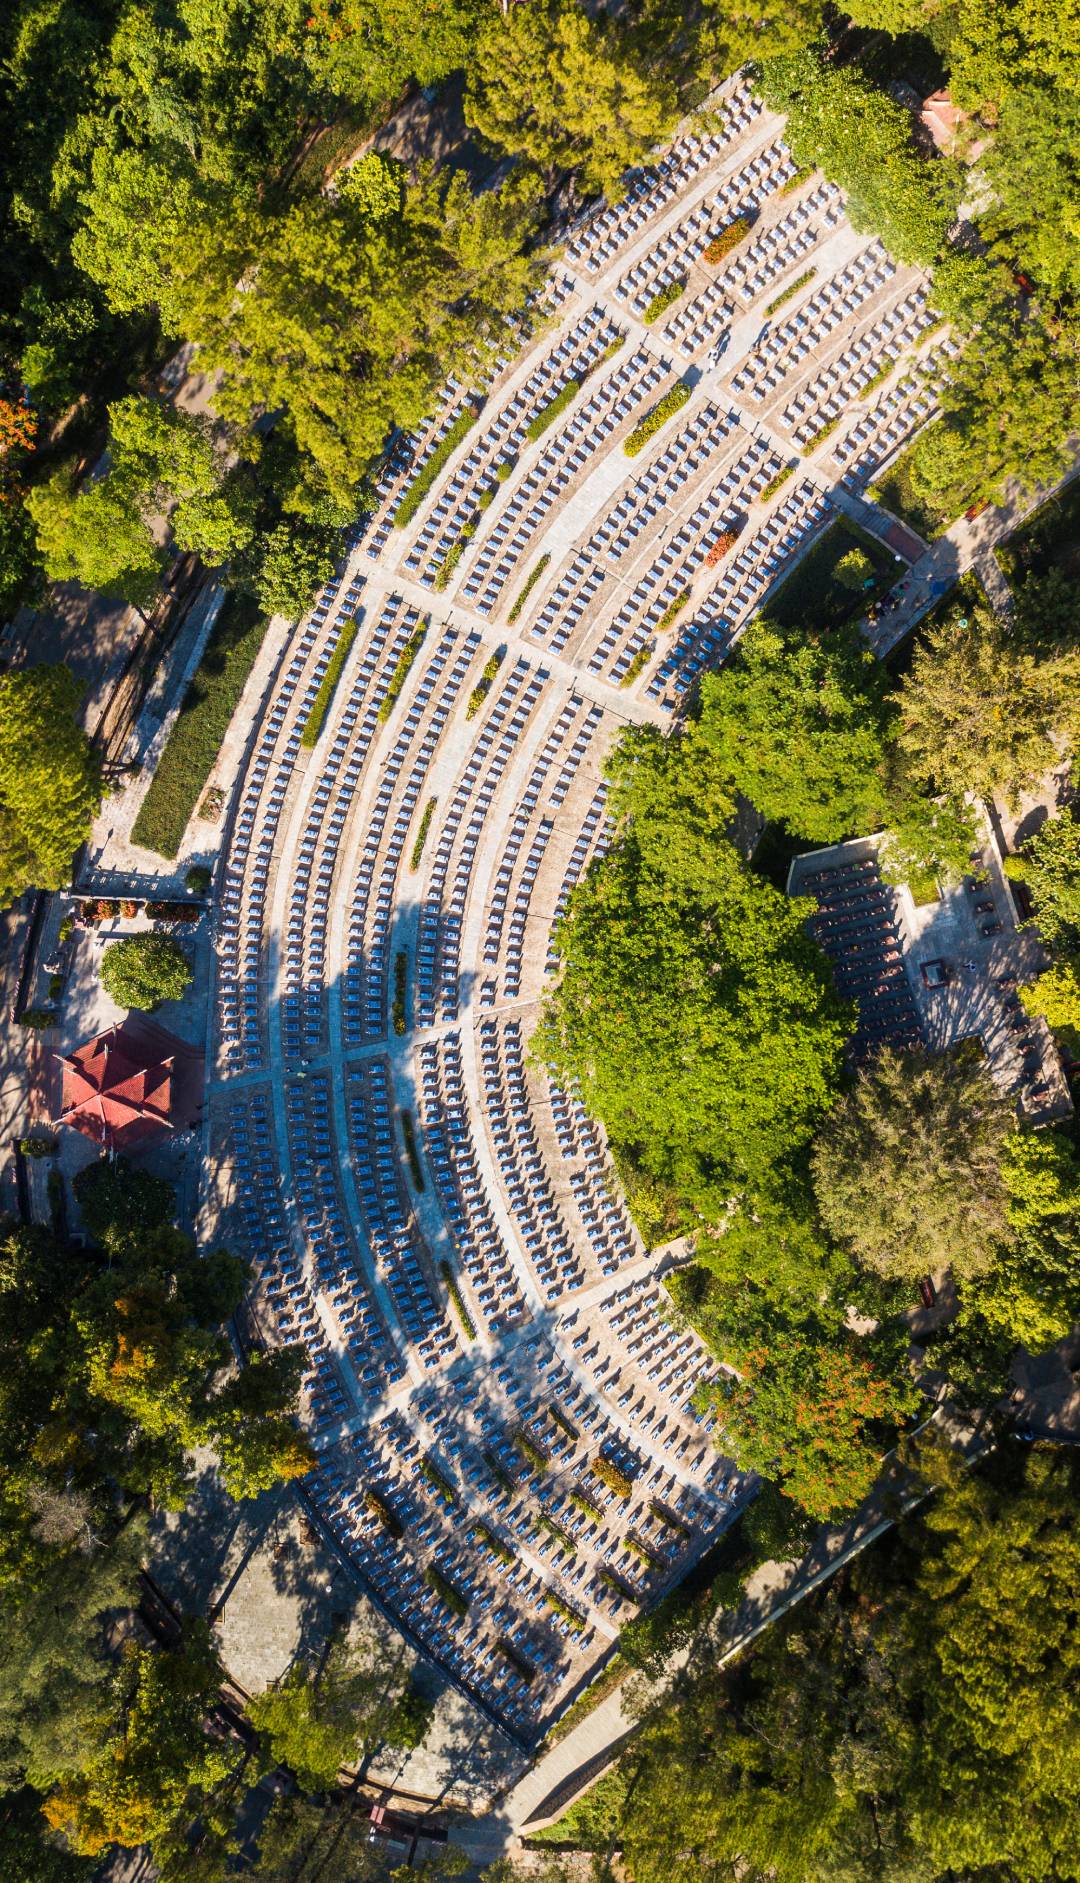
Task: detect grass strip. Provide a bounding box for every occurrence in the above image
[439,1259,476,1340]
[378,618,428,723]
[393,408,479,528]
[472,1520,514,1564]
[301,612,359,748]
[656,588,691,634]
[624,381,690,458]
[507,555,549,624]
[131,590,265,859]
[425,1565,468,1617]
[527,378,580,444]
[400,1107,424,1192]
[419,1458,457,1507]
[409,797,436,871]
[766,267,816,316]
[466,649,504,719]
[643,276,686,324]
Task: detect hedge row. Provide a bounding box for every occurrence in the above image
[400,1107,425,1192]
[300,612,359,748]
[483,1450,517,1496]
[378,618,428,723]
[537,1513,577,1555]
[439,1258,476,1340]
[656,588,691,634]
[391,949,407,1035]
[366,1489,403,1537]
[409,796,437,871]
[759,463,796,504]
[513,1429,549,1475]
[472,1520,514,1564]
[766,266,816,316]
[624,380,690,458]
[393,406,480,528]
[704,528,739,568]
[642,275,686,324]
[620,644,653,688]
[131,590,265,859]
[703,214,751,264]
[466,649,504,720]
[543,1591,587,1632]
[419,1458,457,1506]
[425,1565,468,1617]
[507,553,549,623]
[527,376,581,444]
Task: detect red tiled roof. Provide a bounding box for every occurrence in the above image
[55,1024,175,1149]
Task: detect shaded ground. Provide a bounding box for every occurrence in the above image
[765,514,899,630]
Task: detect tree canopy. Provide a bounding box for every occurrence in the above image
[100,932,193,1010]
[811,1043,1016,1283]
[0,666,101,907]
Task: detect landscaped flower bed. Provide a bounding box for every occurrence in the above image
[624,381,691,458]
[703,215,751,264]
[704,528,739,568]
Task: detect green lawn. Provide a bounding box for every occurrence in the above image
[765,516,900,633]
[867,425,953,540]
[131,590,265,859]
[995,474,1080,589]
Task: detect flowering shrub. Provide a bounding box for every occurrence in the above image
[705,529,739,568]
[703,215,751,264]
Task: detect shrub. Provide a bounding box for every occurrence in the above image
[48,973,63,999]
[781,164,815,195]
[378,618,428,723]
[410,797,437,871]
[145,900,200,922]
[58,917,73,944]
[400,1108,425,1191]
[599,1566,640,1604]
[119,899,138,918]
[366,1489,403,1537]
[301,613,359,747]
[472,1520,513,1564]
[439,1259,476,1340]
[199,785,225,821]
[766,267,816,316]
[507,555,549,624]
[620,645,653,688]
[393,407,480,528]
[19,1008,55,1029]
[184,866,211,895]
[624,381,691,458]
[643,276,686,324]
[570,1489,602,1522]
[624,1532,665,1568]
[704,529,738,568]
[433,531,471,591]
[656,588,691,634]
[425,1565,468,1617]
[466,648,505,720]
[132,590,265,859]
[419,1458,457,1506]
[759,463,796,503]
[592,1456,634,1498]
[392,950,407,1035]
[19,1133,56,1158]
[526,378,581,444]
[703,215,751,264]
[496,458,514,482]
[834,547,875,592]
[101,933,191,1011]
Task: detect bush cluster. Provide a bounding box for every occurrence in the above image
[702,215,751,264]
[642,275,686,324]
[301,613,359,748]
[624,380,691,458]
[393,406,480,529]
[592,1455,634,1498]
[507,554,550,623]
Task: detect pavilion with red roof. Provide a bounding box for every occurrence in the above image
[54,1021,179,1151]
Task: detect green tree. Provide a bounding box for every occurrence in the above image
[73,1157,176,1255]
[696,620,894,843]
[896,601,1080,807]
[466,0,678,199]
[42,1628,239,1858]
[1005,810,1080,948]
[811,1043,1016,1283]
[100,933,192,1010]
[960,1125,1080,1350]
[26,466,163,612]
[247,1625,421,1789]
[535,721,854,1220]
[1019,957,1080,1046]
[0,666,101,907]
